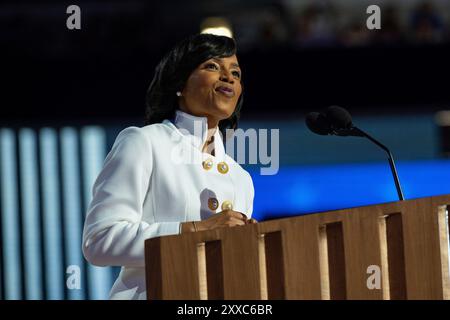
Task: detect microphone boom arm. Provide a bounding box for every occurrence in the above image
[334,126,405,201]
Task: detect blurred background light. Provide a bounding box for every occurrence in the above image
[200,17,233,38]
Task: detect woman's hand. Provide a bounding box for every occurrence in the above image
[180,210,257,233]
[197,210,257,231]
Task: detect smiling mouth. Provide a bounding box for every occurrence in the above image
[215,86,235,97]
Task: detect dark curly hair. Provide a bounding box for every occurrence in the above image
[144,33,244,137]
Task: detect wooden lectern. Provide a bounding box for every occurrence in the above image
[145,195,450,300]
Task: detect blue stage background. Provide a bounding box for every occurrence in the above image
[249,160,450,221]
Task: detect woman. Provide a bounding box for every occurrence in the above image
[82,33,256,300]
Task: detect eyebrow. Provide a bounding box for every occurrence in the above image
[211,57,241,70]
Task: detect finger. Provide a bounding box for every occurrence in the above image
[223,210,247,221]
[244,218,256,224]
[227,217,246,226]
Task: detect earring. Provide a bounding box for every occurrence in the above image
[176,91,182,97]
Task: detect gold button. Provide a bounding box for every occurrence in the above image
[208,198,219,211]
[202,158,213,170]
[217,162,229,174]
[221,200,233,211]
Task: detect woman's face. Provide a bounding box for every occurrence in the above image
[179,54,242,125]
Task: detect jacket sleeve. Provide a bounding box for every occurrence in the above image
[82,127,181,267]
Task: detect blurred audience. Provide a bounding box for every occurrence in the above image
[237,0,450,49]
[2,0,450,59]
[293,2,339,47]
[371,5,404,46]
[409,1,445,44]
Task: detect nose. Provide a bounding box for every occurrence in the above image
[219,68,234,84]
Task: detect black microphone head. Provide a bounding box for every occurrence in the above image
[326,106,353,129]
[305,112,331,135]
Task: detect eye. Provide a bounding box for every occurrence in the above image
[232,70,241,79]
[205,63,219,70]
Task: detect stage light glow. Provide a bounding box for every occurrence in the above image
[81,126,114,300]
[435,110,450,126]
[200,17,233,38]
[40,128,65,299]
[19,129,43,299]
[0,129,22,299]
[60,127,85,300]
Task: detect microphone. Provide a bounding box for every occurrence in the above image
[306,106,405,201]
[305,112,331,135]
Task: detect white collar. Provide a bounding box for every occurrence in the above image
[172,110,226,159]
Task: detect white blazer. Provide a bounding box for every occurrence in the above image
[82,110,255,300]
